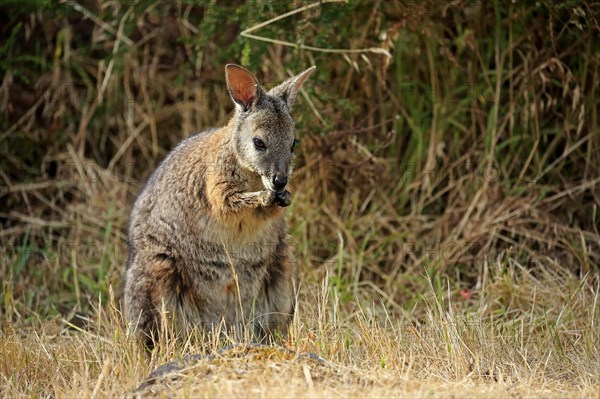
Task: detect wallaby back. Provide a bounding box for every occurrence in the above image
[124,64,315,346]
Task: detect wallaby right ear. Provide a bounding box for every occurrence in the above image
[268,66,316,108]
[225,64,260,112]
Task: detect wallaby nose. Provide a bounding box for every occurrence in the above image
[273,175,288,191]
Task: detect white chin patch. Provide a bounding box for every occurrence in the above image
[261,175,275,191]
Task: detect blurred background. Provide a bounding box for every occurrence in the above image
[1,0,598,320]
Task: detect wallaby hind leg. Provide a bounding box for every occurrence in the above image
[125,254,178,348]
[256,241,296,341]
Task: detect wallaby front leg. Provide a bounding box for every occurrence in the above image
[225,190,277,212]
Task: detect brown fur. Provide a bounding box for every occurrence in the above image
[124,64,315,346]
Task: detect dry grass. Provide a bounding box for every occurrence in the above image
[1,263,599,397]
[1,0,599,397]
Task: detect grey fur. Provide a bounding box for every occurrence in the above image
[124,64,315,346]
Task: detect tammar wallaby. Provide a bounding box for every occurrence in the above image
[124,64,315,347]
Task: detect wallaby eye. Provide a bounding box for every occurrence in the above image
[291,138,299,153]
[253,137,267,151]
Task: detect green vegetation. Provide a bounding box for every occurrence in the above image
[1,0,598,396]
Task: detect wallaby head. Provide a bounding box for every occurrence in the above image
[225,64,315,192]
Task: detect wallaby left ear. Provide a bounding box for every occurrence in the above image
[225,64,261,112]
[269,66,316,108]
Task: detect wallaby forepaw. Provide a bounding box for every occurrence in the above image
[275,190,292,207]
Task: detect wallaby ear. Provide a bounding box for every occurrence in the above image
[269,66,316,108]
[225,64,261,112]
